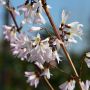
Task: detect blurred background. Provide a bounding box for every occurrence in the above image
[0,0,90,90]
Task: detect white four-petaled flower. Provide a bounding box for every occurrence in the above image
[10,32,32,60]
[80,80,90,90]
[59,80,76,90]
[25,71,39,88]
[3,25,17,41]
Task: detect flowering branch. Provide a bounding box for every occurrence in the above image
[1,0,90,90]
[41,0,82,89]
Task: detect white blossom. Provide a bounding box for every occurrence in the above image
[80,80,90,90]
[53,50,62,64]
[32,33,41,46]
[3,25,17,41]
[61,10,70,24]
[18,0,44,25]
[35,62,51,79]
[19,5,35,24]
[84,52,90,68]
[85,58,90,68]
[65,22,83,46]
[30,41,53,64]
[13,9,20,16]
[0,0,6,5]
[41,68,51,79]
[28,34,54,64]
[10,33,32,61]
[86,52,90,58]
[68,22,83,40]
[33,12,46,24]
[59,80,76,90]
[25,71,39,88]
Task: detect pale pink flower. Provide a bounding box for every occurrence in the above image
[3,25,16,41]
[0,0,6,5]
[53,50,62,64]
[65,22,83,46]
[33,12,46,24]
[41,68,51,79]
[10,33,32,61]
[18,0,44,25]
[85,52,90,68]
[25,71,39,88]
[80,80,90,90]
[59,80,76,90]
[35,62,51,79]
[61,10,70,24]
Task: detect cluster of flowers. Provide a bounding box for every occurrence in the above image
[59,51,90,90]
[59,79,90,90]
[1,0,90,90]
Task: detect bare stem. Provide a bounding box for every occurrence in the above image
[44,76,54,90]
[41,0,82,89]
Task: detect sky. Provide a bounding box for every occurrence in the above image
[0,0,90,53]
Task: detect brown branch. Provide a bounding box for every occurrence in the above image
[7,0,21,33]
[41,0,82,90]
[44,76,54,90]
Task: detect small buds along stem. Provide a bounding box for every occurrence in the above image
[41,0,82,89]
[7,0,21,33]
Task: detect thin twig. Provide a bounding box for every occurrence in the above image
[44,76,54,90]
[6,0,21,32]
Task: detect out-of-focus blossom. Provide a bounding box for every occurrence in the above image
[11,8,20,16]
[61,10,70,24]
[33,11,46,24]
[60,10,83,46]
[86,52,90,58]
[85,52,90,68]
[59,80,76,90]
[53,50,62,64]
[18,0,45,25]
[0,0,6,5]
[85,58,90,68]
[64,22,83,46]
[80,80,90,90]
[30,26,42,31]
[25,71,39,88]
[3,25,17,41]
[10,33,32,60]
[68,22,83,40]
